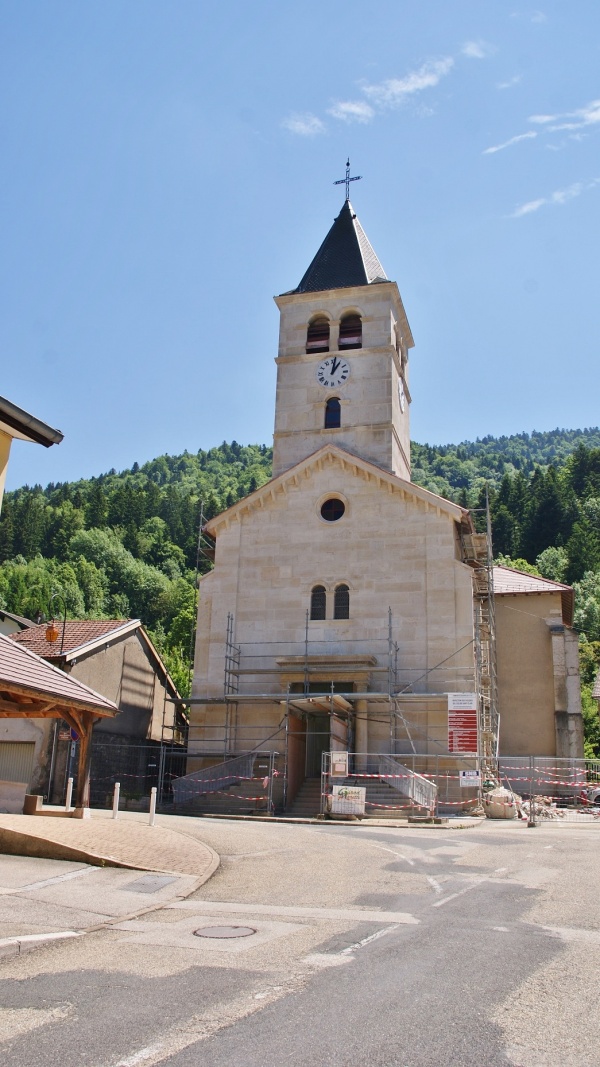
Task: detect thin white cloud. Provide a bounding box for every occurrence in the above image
[510,9,547,22]
[363,58,454,107]
[462,40,492,59]
[497,75,522,90]
[529,99,600,132]
[281,113,325,137]
[512,198,546,217]
[327,100,374,124]
[483,130,537,154]
[511,179,599,218]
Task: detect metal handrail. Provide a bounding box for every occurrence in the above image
[378,754,437,812]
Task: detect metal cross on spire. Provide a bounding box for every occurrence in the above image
[334,158,362,200]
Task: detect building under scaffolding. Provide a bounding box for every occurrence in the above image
[178,189,581,817]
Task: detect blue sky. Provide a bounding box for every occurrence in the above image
[3,1,600,489]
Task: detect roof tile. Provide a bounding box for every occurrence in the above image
[0,633,117,713]
[292,200,387,294]
[10,619,132,658]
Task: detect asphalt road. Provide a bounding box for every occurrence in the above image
[1,817,598,1067]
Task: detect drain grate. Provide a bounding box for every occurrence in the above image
[194,925,256,939]
[122,875,177,894]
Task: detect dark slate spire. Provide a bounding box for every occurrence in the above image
[293,200,387,294]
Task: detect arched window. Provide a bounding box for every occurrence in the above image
[310,585,327,620]
[338,313,362,350]
[324,397,341,429]
[334,584,350,619]
[306,317,330,353]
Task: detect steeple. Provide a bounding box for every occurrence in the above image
[293,200,388,295]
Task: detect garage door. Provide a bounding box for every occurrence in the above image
[0,742,36,785]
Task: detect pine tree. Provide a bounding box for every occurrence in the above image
[0,498,15,562]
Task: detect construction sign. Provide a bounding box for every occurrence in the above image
[448,693,478,754]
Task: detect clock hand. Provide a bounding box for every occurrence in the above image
[330,357,339,377]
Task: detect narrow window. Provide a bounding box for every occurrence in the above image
[334,584,350,620]
[338,313,362,350]
[310,585,327,620]
[324,397,341,429]
[306,317,330,353]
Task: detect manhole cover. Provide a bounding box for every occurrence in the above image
[194,925,256,939]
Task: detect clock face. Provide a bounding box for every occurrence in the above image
[398,379,406,413]
[316,356,350,389]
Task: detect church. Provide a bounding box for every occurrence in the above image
[185,184,583,816]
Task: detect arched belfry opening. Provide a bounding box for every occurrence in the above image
[338,313,362,350]
[306,316,330,353]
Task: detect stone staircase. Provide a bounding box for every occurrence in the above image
[287,778,323,818]
[172,776,269,816]
[286,775,425,819]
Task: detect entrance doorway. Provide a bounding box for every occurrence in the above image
[305,715,330,777]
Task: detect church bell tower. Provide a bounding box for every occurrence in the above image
[272,192,414,480]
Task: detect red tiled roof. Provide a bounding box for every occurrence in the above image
[493,566,571,595]
[10,619,134,658]
[493,566,574,626]
[0,633,117,714]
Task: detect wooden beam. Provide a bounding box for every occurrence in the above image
[0,679,115,717]
[0,698,54,716]
[75,719,93,809]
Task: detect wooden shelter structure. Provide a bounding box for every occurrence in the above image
[0,633,118,812]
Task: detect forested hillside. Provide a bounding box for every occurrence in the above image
[1,429,600,746]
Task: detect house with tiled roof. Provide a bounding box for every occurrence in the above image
[0,633,118,812]
[3,618,184,804]
[493,566,581,758]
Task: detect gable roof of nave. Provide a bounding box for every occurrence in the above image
[204,444,471,537]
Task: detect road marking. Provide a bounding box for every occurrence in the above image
[369,843,416,866]
[432,875,496,908]
[101,972,311,1067]
[426,876,443,894]
[108,922,403,1067]
[0,865,94,895]
[340,922,399,954]
[166,900,419,924]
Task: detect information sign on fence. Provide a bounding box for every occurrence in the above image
[330,751,349,778]
[459,769,482,788]
[330,785,365,815]
[448,693,478,753]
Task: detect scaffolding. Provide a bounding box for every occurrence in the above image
[183,608,490,774]
[460,507,499,773]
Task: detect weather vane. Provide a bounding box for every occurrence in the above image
[334,158,362,201]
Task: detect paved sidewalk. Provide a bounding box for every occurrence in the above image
[0,811,219,959]
[0,812,219,877]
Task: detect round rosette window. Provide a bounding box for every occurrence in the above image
[320,497,345,522]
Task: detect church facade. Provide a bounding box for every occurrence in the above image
[187,195,583,814]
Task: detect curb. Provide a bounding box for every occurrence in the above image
[0,825,220,964]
